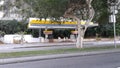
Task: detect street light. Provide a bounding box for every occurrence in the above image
[108,0,120,48]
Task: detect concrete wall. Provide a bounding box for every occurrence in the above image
[3,34,41,44]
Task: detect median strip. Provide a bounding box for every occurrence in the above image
[0,45,120,59]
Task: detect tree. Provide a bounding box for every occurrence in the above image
[64,0,95,48]
[92,0,108,24]
[0,31,5,37]
[0,20,28,34]
[24,0,68,18]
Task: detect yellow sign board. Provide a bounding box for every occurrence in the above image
[29,20,77,25]
[28,18,97,29]
[43,30,53,34]
[29,18,94,25]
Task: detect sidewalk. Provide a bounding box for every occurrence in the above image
[0,42,76,53]
[0,42,75,49]
[0,40,120,49]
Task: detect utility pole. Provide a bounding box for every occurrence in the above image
[108,0,120,48]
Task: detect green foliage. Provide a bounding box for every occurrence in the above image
[15,31,27,35]
[53,29,71,38]
[0,31,5,37]
[24,0,68,18]
[99,24,114,37]
[92,0,109,23]
[116,23,120,36]
[0,20,28,34]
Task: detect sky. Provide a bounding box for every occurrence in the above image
[0,0,4,18]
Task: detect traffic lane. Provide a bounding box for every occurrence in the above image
[0,41,118,53]
[1,41,120,53]
[0,52,120,68]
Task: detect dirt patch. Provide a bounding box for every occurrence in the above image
[0,41,4,44]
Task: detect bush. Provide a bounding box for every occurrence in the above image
[0,31,5,37]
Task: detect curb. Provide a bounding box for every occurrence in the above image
[13,43,75,49]
[0,49,120,65]
[0,43,75,50]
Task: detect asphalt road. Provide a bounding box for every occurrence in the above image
[1,52,120,68]
[1,41,120,53]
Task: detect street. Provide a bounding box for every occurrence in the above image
[0,41,120,53]
[0,52,120,68]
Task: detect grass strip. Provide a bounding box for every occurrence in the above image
[0,46,119,59]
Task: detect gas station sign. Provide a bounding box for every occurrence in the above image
[28,18,97,29]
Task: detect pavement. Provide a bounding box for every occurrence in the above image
[0,40,120,64]
[0,42,77,53]
[0,40,120,49]
[0,42,75,49]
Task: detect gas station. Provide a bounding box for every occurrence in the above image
[28,18,98,43]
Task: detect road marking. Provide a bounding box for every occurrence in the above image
[117,67,120,68]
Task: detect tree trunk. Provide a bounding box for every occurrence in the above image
[64,0,95,48]
[64,13,85,48]
[76,19,83,48]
